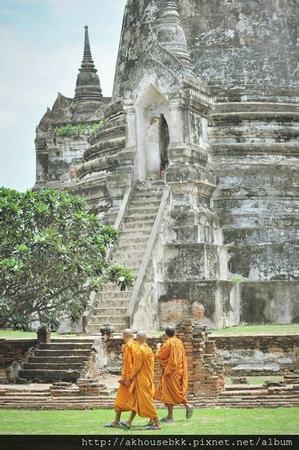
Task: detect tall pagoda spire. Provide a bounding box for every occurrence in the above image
[157,0,191,69]
[74,26,103,104]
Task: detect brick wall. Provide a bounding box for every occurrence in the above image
[159,300,206,329]
[0,339,37,369]
[176,320,225,397]
[214,335,299,352]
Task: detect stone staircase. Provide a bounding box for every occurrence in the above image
[18,338,94,383]
[87,182,165,334]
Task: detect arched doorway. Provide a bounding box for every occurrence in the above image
[135,84,170,180]
[159,114,169,173]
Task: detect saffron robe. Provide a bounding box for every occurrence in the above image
[127,342,158,419]
[114,339,142,411]
[155,336,188,405]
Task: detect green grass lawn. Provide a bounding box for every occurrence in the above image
[0,329,38,339]
[226,376,284,385]
[210,324,299,335]
[0,330,79,339]
[0,408,298,435]
[1,324,298,340]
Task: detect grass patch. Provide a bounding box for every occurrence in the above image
[226,376,284,385]
[0,329,86,340]
[0,330,38,339]
[210,324,299,335]
[0,408,298,435]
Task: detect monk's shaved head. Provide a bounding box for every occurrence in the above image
[136,331,147,343]
[123,328,134,339]
[165,326,175,337]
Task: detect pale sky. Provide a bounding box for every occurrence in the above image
[0,0,127,191]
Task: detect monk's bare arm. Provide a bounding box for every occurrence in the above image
[121,344,133,383]
[156,340,170,360]
[130,347,143,381]
[163,341,177,376]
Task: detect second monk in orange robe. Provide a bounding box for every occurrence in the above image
[155,326,193,422]
[121,331,161,430]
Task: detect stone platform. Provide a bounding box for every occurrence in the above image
[1,378,299,410]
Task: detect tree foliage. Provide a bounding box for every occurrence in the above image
[0,188,134,330]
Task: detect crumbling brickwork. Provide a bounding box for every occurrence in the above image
[175,320,225,397]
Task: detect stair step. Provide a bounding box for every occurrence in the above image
[39,343,92,350]
[34,350,90,357]
[23,362,85,370]
[123,217,156,226]
[127,205,160,214]
[51,338,94,343]
[92,307,127,314]
[117,242,148,251]
[125,212,157,221]
[94,300,129,309]
[90,316,128,324]
[113,259,142,266]
[97,289,131,297]
[19,370,81,382]
[0,391,50,397]
[120,227,153,236]
[87,323,128,333]
[28,356,88,364]
[133,192,163,199]
[113,251,145,260]
[129,200,161,209]
[121,225,154,232]
[95,297,130,305]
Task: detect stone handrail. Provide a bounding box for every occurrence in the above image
[84,186,132,329]
[127,186,170,324]
[106,186,132,260]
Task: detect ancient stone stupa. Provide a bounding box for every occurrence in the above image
[34,0,299,333]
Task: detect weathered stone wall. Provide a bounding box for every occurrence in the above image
[240,281,299,324]
[113,0,298,99]
[34,94,107,192]
[215,334,299,375]
[159,281,240,329]
[74,101,128,215]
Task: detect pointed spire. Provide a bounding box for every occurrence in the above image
[74,25,103,105]
[157,0,191,69]
[82,25,94,68]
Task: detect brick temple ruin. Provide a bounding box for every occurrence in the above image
[33,0,298,334]
[1,320,299,409]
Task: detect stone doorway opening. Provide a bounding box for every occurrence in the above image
[159,114,169,172]
[136,84,170,181]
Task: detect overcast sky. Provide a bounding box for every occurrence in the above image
[0,0,127,191]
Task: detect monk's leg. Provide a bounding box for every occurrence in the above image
[152,416,161,429]
[105,409,121,427]
[113,409,122,425]
[183,400,194,419]
[160,404,174,422]
[166,404,174,421]
[126,412,136,427]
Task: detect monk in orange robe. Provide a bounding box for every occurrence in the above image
[155,326,193,422]
[105,329,141,427]
[120,331,161,430]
